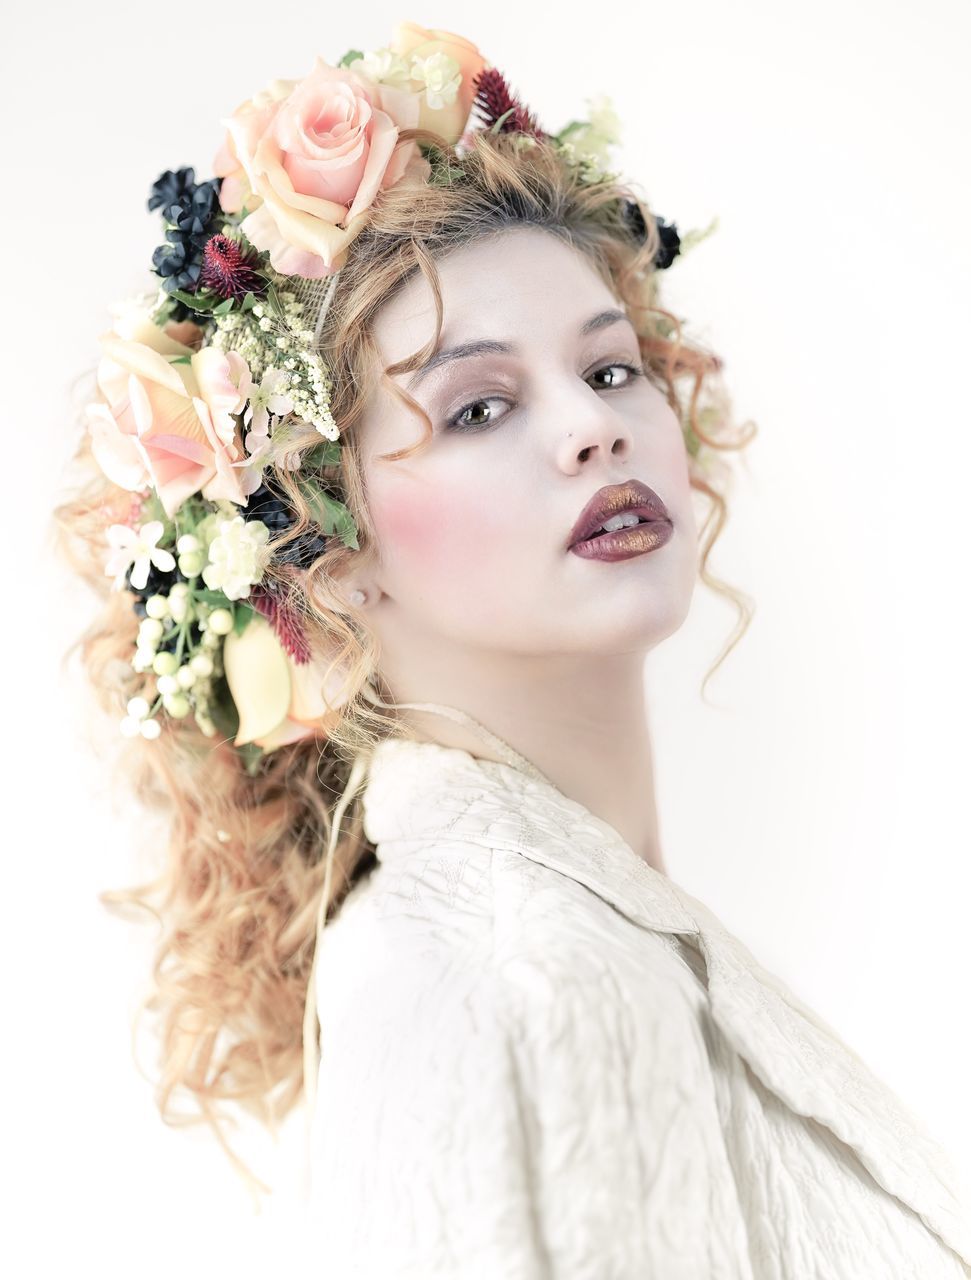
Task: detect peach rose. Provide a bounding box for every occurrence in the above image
[86,317,252,519]
[222,611,352,750]
[386,21,489,146]
[213,57,429,279]
[212,77,297,216]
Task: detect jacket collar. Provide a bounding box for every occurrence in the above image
[361,736,971,1269]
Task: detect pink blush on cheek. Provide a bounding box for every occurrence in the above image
[372,486,487,575]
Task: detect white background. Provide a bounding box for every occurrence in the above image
[4,0,969,1273]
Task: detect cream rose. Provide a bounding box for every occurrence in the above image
[222,611,351,750]
[213,57,428,279]
[386,21,489,145]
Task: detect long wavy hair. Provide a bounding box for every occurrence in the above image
[51,126,757,1203]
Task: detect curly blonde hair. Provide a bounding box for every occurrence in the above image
[51,126,757,1204]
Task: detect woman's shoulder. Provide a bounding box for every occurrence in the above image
[314,837,706,1052]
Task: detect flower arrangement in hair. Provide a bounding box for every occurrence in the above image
[65,19,703,775]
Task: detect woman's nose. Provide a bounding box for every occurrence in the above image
[551,379,634,465]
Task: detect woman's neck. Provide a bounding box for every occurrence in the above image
[388,659,666,875]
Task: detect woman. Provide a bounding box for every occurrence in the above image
[54,21,970,1278]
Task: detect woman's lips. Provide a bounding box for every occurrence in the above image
[567,480,671,548]
[568,517,674,561]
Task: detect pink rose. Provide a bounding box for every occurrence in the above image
[86,318,252,519]
[213,57,428,279]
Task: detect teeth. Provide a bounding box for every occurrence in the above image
[595,511,645,535]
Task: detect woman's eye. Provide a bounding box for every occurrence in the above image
[588,362,645,390]
[445,362,645,433]
[448,396,507,432]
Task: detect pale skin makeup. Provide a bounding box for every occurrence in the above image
[340,225,699,874]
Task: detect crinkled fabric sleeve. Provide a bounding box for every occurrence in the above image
[494,935,757,1279]
[307,941,554,1280]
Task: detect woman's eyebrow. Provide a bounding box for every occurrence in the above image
[405,308,631,391]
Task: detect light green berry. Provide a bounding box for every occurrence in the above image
[176,664,197,689]
[190,652,214,677]
[139,617,164,644]
[145,595,169,620]
[140,718,162,740]
[176,534,201,554]
[126,696,150,720]
[156,674,178,695]
[208,608,234,636]
[153,651,178,677]
[163,692,191,718]
[178,550,206,577]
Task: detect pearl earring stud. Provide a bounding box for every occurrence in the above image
[349,589,366,606]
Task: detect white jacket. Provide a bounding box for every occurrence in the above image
[305,736,971,1278]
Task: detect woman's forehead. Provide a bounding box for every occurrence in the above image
[371,227,623,368]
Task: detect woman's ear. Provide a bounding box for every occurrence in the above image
[305,561,374,615]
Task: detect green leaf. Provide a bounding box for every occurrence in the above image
[168,287,221,311]
[489,108,516,135]
[169,355,192,365]
[337,48,364,67]
[237,742,266,776]
[296,477,360,550]
[553,119,586,142]
[264,282,288,322]
[302,439,343,469]
[194,588,233,609]
[232,602,255,636]
[139,491,167,526]
[676,215,720,259]
[207,671,240,740]
[212,297,234,315]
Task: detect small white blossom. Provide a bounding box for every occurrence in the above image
[201,516,271,601]
[194,502,242,553]
[104,519,176,592]
[244,366,294,435]
[409,51,462,109]
[348,47,412,87]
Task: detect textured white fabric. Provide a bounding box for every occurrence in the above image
[306,736,971,1278]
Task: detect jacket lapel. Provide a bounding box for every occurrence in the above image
[508,819,971,1271]
[678,885,971,1270]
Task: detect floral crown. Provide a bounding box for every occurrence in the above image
[87,20,693,775]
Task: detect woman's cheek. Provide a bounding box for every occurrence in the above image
[371,481,491,579]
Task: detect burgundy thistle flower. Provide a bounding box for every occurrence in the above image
[199,233,268,302]
[249,584,311,665]
[470,68,546,139]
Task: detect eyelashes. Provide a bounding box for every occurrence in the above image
[445,362,647,433]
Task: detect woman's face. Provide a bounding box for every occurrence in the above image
[353,225,699,665]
